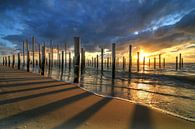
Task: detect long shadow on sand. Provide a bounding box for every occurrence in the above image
[130,104,153,129]
[54,98,112,129]
[0,86,78,105]
[0,92,92,129]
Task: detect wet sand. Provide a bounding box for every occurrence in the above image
[0,65,194,129]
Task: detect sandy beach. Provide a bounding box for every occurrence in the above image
[0,65,194,129]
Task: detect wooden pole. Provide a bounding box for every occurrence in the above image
[137,52,140,72]
[106,57,109,68]
[143,56,145,71]
[97,55,99,70]
[154,57,156,70]
[61,51,64,73]
[3,57,4,66]
[73,37,80,83]
[26,40,30,72]
[179,53,182,70]
[48,53,51,71]
[69,51,71,70]
[159,54,161,69]
[64,43,67,68]
[101,48,104,72]
[123,56,126,71]
[18,53,20,70]
[12,54,15,68]
[129,45,132,73]
[5,57,7,66]
[8,56,10,67]
[81,48,85,71]
[176,56,178,71]
[182,58,184,69]
[92,57,93,67]
[50,40,53,68]
[41,44,45,75]
[39,44,41,71]
[23,41,25,67]
[112,43,116,79]
[149,58,150,68]
[163,58,165,69]
[32,36,35,68]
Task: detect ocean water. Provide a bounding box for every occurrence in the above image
[27,62,195,122]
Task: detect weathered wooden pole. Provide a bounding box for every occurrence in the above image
[129,45,132,73]
[48,53,51,71]
[12,54,15,68]
[159,54,161,69]
[176,56,178,71]
[8,56,10,67]
[73,37,80,83]
[41,44,45,75]
[96,55,99,70]
[18,53,20,70]
[64,43,67,68]
[137,52,140,72]
[5,57,7,66]
[92,57,93,67]
[101,48,104,73]
[182,58,184,69]
[123,56,126,71]
[149,58,150,68]
[26,40,30,72]
[154,57,156,70]
[81,48,85,71]
[39,44,41,70]
[163,58,165,69]
[61,51,64,73]
[23,41,25,67]
[50,40,53,68]
[106,57,109,68]
[112,43,116,79]
[179,53,182,70]
[143,56,145,71]
[32,36,35,68]
[3,57,4,66]
[69,51,71,70]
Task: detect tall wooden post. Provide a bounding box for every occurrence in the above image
[176,56,178,71]
[64,43,67,68]
[129,45,132,73]
[48,53,51,71]
[92,57,93,67]
[18,53,20,70]
[41,44,45,75]
[123,56,126,71]
[81,48,85,71]
[179,53,182,70]
[101,48,104,73]
[73,37,80,83]
[23,41,25,67]
[69,51,71,70]
[3,57,4,66]
[107,57,109,68]
[32,36,35,68]
[154,57,156,70]
[50,40,53,68]
[8,56,10,67]
[39,44,41,70]
[149,58,150,68]
[97,55,99,70]
[163,58,165,69]
[12,54,15,68]
[159,54,161,69]
[182,58,184,68]
[143,56,145,71]
[61,51,64,73]
[112,43,116,79]
[26,40,30,72]
[5,57,7,66]
[137,52,140,72]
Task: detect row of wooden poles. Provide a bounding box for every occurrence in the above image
[2,36,184,82]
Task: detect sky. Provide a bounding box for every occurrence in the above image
[0,0,195,62]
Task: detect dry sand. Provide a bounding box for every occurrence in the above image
[0,65,194,129]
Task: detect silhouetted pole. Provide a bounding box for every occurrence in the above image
[23,41,25,67]
[97,55,99,70]
[179,53,182,70]
[123,56,126,71]
[107,57,109,68]
[154,57,156,70]
[12,54,15,68]
[50,40,53,68]
[73,37,80,83]
[129,45,132,73]
[159,54,161,69]
[48,53,51,71]
[26,40,30,72]
[18,53,20,70]
[5,57,7,66]
[143,56,145,71]
[61,51,64,73]
[176,56,178,71]
[81,48,85,72]
[41,44,45,75]
[92,57,93,67]
[163,58,165,69]
[149,58,150,68]
[182,58,184,69]
[64,43,67,68]
[8,56,10,67]
[112,43,116,79]
[101,48,104,73]
[39,44,41,70]
[3,57,4,66]
[32,36,35,68]
[69,51,71,70]
[137,52,140,72]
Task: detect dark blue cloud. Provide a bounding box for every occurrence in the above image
[0,0,195,55]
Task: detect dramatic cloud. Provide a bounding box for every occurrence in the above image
[0,0,195,62]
